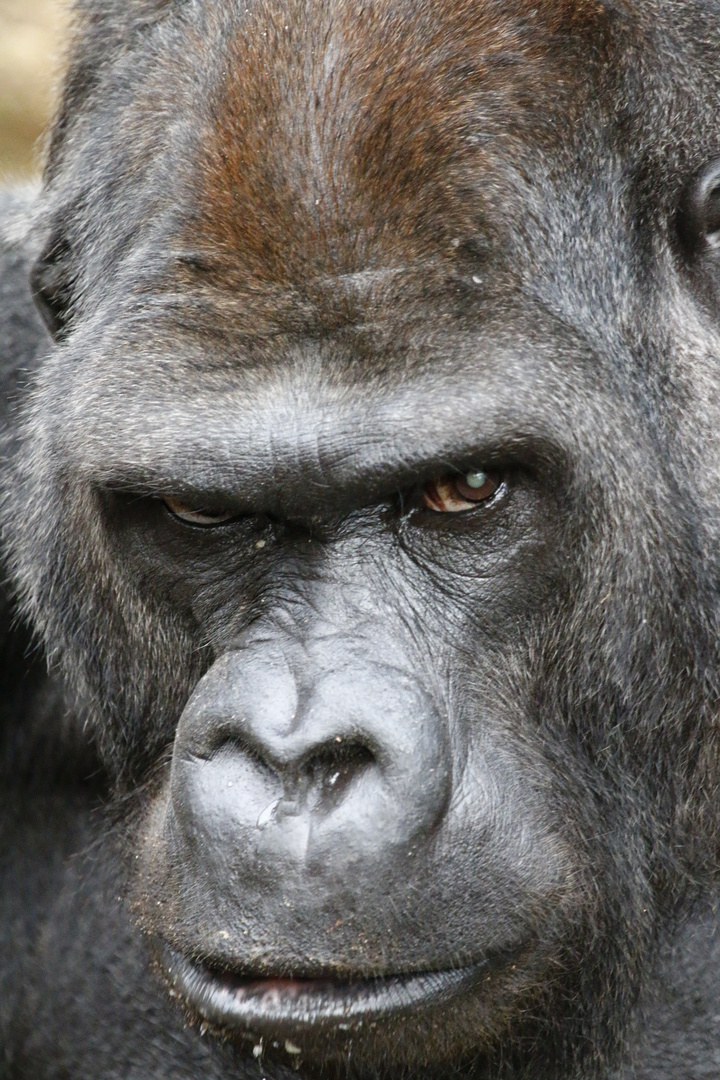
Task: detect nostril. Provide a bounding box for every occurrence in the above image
[190,729,278,776]
[179,727,377,807]
[301,739,376,808]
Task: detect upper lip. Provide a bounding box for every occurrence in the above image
[162,946,497,1032]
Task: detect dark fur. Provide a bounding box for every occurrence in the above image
[3,2,720,1077]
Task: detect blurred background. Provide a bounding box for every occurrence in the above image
[0,0,70,179]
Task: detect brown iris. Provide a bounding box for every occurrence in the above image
[422,471,501,513]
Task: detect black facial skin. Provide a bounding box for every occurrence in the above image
[4,2,720,1079]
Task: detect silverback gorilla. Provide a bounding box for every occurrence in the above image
[3,0,720,1077]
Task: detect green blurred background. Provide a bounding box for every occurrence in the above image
[0,0,70,179]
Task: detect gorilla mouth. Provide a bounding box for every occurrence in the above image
[163,947,491,1033]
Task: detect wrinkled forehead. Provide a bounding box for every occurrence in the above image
[176,0,633,288]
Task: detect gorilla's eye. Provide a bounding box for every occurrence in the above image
[422,470,501,512]
[163,497,237,527]
[679,158,720,253]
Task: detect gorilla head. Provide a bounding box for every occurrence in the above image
[7,1,720,1077]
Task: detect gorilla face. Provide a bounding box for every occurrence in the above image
[8,0,720,1076]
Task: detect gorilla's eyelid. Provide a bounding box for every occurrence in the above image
[161,495,240,527]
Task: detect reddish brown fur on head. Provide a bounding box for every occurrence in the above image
[187,0,630,298]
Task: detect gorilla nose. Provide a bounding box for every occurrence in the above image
[167,642,452,886]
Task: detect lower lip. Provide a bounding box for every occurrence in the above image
[163,948,490,1032]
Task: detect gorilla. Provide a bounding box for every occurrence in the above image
[3,1,720,1077]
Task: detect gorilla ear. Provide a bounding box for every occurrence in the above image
[678,159,720,255]
[30,235,75,341]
